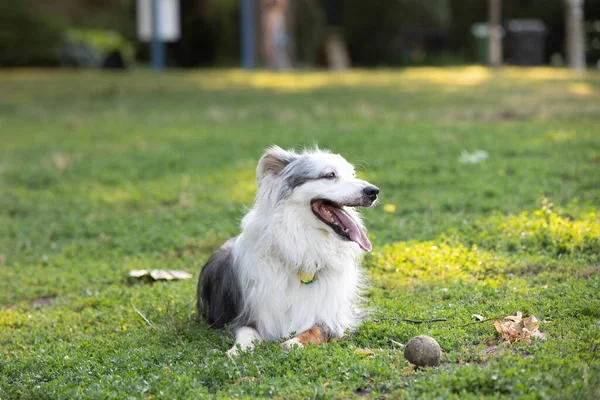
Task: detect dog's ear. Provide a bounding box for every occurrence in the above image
[256,145,297,183]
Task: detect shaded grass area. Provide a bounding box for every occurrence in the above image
[0,67,599,398]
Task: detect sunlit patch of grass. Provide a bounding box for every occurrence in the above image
[368,241,505,287]
[503,67,596,81]
[568,83,596,96]
[368,200,599,287]
[547,129,577,143]
[460,200,600,256]
[179,66,600,93]
[186,66,493,93]
[0,308,28,329]
[401,66,491,86]
[526,129,577,146]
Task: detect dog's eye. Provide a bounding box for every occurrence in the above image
[324,172,336,180]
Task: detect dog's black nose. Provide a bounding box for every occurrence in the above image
[363,185,380,200]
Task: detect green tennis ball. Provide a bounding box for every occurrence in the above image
[404,335,441,367]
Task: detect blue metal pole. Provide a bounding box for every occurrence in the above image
[241,0,255,69]
[151,0,165,71]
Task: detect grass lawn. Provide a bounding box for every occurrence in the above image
[1,67,599,399]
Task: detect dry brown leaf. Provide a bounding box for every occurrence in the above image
[504,311,523,322]
[129,269,193,281]
[129,269,150,278]
[164,270,194,280]
[493,312,546,344]
[355,348,375,356]
[523,315,539,332]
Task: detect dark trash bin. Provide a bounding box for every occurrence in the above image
[506,19,547,66]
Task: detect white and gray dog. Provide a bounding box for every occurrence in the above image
[197,145,379,356]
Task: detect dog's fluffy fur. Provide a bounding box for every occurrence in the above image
[197,146,379,356]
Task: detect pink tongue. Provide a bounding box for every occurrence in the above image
[329,207,372,252]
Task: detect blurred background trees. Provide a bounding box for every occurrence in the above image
[1,0,599,68]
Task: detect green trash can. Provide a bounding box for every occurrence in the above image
[471,23,505,65]
[472,23,490,64]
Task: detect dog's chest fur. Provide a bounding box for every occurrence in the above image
[232,208,363,340]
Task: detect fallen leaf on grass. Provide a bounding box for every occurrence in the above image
[493,312,547,344]
[129,269,193,281]
[355,348,375,356]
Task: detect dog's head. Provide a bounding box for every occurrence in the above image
[255,146,379,252]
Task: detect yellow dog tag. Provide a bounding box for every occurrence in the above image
[299,270,315,284]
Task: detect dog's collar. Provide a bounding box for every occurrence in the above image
[299,270,315,285]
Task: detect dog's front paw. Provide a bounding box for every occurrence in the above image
[227,342,255,358]
[281,337,304,349]
[226,346,242,358]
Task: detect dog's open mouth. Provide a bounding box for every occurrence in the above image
[311,199,372,252]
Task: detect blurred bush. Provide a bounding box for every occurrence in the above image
[207,0,241,65]
[343,0,454,66]
[586,20,600,64]
[170,0,238,67]
[0,0,67,66]
[294,0,325,66]
[62,29,135,67]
